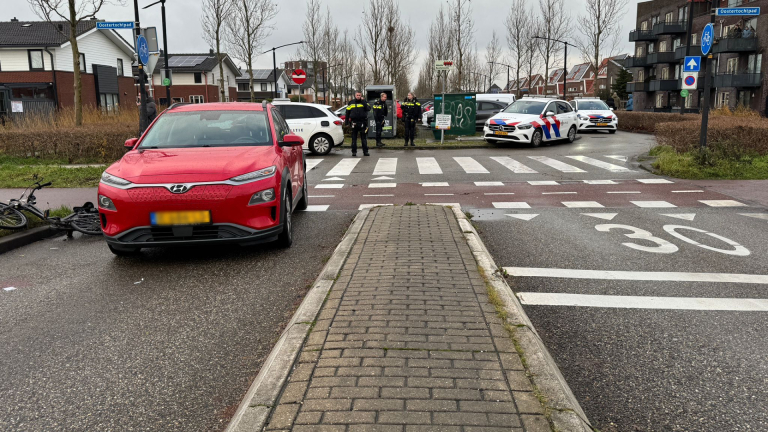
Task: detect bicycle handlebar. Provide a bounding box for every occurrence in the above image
[40,182,52,188]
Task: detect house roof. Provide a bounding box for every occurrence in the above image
[0,18,98,47]
[153,53,241,76]
[566,63,591,81]
[238,69,285,82]
[548,69,565,83]
[585,80,595,95]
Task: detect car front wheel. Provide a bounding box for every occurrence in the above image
[277,189,293,248]
[530,129,543,148]
[567,126,577,143]
[309,134,332,155]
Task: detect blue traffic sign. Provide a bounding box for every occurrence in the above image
[684,56,701,72]
[716,7,760,16]
[701,23,714,56]
[136,35,149,65]
[96,21,134,30]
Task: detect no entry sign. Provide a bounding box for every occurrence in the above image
[292,69,307,85]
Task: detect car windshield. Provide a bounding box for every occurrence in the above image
[503,101,546,115]
[578,100,610,110]
[138,111,272,149]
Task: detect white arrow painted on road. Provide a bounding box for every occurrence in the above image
[505,214,539,221]
[581,213,618,221]
[372,176,394,180]
[323,177,345,181]
[686,58,698,70]
[661,213,696,221]
[739,213,768,221]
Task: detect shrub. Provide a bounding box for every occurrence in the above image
[617,111,692,133]
[655,116,768,157]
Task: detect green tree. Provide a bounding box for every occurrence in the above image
[611,68,633,100]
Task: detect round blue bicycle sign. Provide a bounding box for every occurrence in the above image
[701,23,714,56]
[136,35,149,65]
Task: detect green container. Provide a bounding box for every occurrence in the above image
[432,93,476,139]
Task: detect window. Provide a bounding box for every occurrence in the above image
[635,46,644,57]
[282,105,312,119]
[660,40,668,52]
[748,54,762,74]
[679,6,688,22]
[28,50,44,70]
[190,95,204,103]
[194,72,202,84]
[665,12,673,23]
[661,67,669,79]
[673,38,681,50]
[726,58,738,74]
[261,83,268,91]
[79,53,86,73]
[117,59,123,76]
[651,16,659,26]
[674,64,681,79]
[737,90,752,108]
[238,82,250,91]
[685,94,693,108]
[648,42,655,54]
[171,97,183,103]
[637,70,644,82]
[139,111,273,149]
[717,91,730,108]
[691,33,698,45]
[656,93,664,108]
[599,84,606,89]
[641,21,648,31]
[272,109,290,141]
[556,101,573,114]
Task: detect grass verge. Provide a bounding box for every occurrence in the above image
[0,206,71,239]
[652,145,768,180]
[0,164,103,188]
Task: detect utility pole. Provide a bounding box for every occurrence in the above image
[682,0,694,116]
[134,0,148,134]
[143,0,171,105]
[262,41,305,100]
[488,62,513,94]
[699,1,716,150]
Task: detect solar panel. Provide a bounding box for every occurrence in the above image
[167,55,207,68]
[254,69,271,80]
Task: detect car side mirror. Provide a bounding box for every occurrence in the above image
[610,107,614,111]
[545,111,555,117]
[280,134,304,147]
[125,137,139,150]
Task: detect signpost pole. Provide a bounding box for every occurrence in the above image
[441,69,445,145]
[682,1,695,116]
[134,0,148,135]
[699,11,716,150]
[160,0,171,105]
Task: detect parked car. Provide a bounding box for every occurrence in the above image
[569,97,618,134]
[98,102,307,256]
[483,97,578,147]
[272,101,344,155]
[475,100,508,130]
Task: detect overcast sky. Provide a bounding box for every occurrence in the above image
[7,0,643,85]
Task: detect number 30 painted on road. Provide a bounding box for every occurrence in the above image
[595,224,750,256]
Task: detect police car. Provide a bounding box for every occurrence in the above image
[483,96,578,147]
[272,101,345,155]
[569,97,618,134]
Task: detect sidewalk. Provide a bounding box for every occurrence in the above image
[228,205,590,432]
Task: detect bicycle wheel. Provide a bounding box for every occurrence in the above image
[0,204,27,230]
[69,211,103,236]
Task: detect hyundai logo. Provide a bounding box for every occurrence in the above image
[169,184,190,194]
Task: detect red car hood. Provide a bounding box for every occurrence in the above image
[110,146,277,183]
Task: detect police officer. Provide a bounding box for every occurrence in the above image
[402,92,421,147]
[345,91,371,156]
[372,92,389,148]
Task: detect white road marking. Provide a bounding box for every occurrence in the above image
[306,159,323,171]
[363,194,394,197]
[373,158,398,175]
[581,213,618,221]
[475,181,505,186]
[358,204,394,210]
[493,202,531,209]
[671,190,704,193]
[583,180,618,185]
[504,267,768,284]
[661,213,695,221]
[637,178,673,184]
[368,183,396,188]
[700,200,748,207]
[484,193,516,195]
[309,195,335,198]
[454,157,489,174]
[427,203,461,207]
[664,225,750,256]
[322,177,345,181]
[327,158,360,176]
[490,156,538,174]
[316,184,343,189]
[421,182,450,187]
[304,205,330,212]
[740,213,768,221]
[372,176,394,180]
[631,201,677,208]
[567,155,632,172]
[517,292,768,311]
[506,214,539,221]
[607,191,641,194]
[542,192,577,195]
[562,201,604,208]
[417,157,442,174]
[528,156,586,173]
[425,193,454,196]
[528,180,560,186]
[604,155,628,162]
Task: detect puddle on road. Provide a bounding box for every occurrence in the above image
[464,208,514,221]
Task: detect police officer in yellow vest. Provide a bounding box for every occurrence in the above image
[345,91,371,157]
[402,92,421,147]
[372,93,389,148]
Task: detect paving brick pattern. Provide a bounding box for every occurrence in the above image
[265,206,550,431]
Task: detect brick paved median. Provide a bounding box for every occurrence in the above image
[264,205,551,431]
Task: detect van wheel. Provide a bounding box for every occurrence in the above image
[530,129,543,148]
[309,134,332,155]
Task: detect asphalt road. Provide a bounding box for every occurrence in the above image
[0,210,355,432]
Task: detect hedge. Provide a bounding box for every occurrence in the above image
[656,116,768,156]
[616,111,695,133]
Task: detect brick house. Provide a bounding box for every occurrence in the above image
[236,68,290,101]
[141,51,240,105]
[0,17,135,119]
[541,69,565,96]
[564,63,596,98]
[627,0,766,113]
[595,54,629,97]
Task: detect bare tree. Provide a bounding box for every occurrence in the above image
[577,0,629,73]
[300,0,326,99]
[381,0,415,96]
[427,5,454,94]
[356,0,388,84]
[226,0,278,102]
[336,30,357,103]
[320,6,339,105]
[505,0,529,97]
[202,0,233,102]
[524,13,542,95]
[28,0,123,126]
[536,0,570,92]
[448,0,475,92]
[484,30,503,91]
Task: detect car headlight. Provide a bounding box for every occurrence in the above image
[248,188,276,205]
[101,172,131,187]
[230,166,276,183]
[517,124,532,130]
[98,194,116,211]
[578,114,589,120]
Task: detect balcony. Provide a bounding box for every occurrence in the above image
[649,79,678,92]
[674,45,701,60]
[629,30,658,42]
[714,73,762,88]
[624,56,648,68]
[626,82,650,93]
[653,20,687,35]
[647,51,677,64]
[712,36,758,54]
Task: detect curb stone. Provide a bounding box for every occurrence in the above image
[225,209,370,432]
[451,206,594,432]
[0,226,62,255]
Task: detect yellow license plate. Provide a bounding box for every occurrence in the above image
[596,123,608,127]
[494,131,509,136]
[151,211,211,226]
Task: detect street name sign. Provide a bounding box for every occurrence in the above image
[716,7,760,16]
[291,69,307,85]
[684,56,701,72]
[701,23,714,56]
[96,21,134,30]
[436,114,451,130]
[682,72,698,90]
[136,35,149,65]
[435,60,455,71]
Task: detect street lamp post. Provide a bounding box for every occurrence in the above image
[133,0,148,134]
[533,36,576,101]
[488,61,513,94]
[262,41,304,99]
[143,0,171,106]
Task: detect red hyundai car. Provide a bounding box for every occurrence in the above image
[98,102,308,256]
